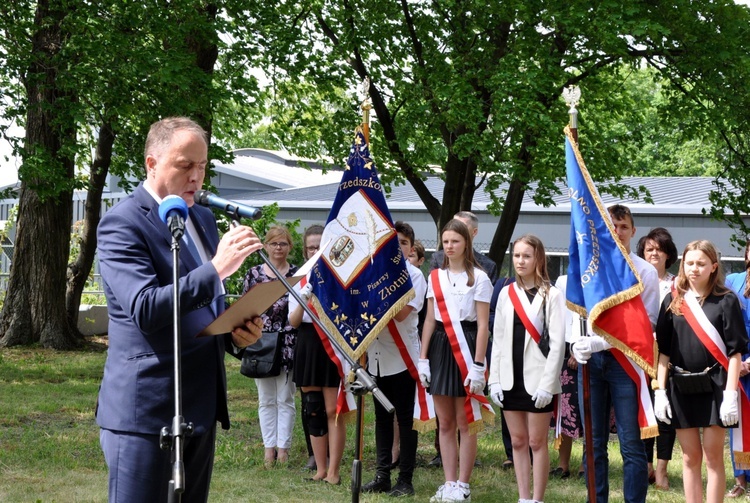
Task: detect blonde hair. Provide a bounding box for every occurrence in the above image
[512,234,550,294]
[264,225,293,246]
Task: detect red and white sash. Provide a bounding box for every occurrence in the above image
[300,276,357,422]
[387,320,436,432]
[507,284,562,440]
[609,348,658,439]
[682,291,750,467]
[507,283,544,351]
[431,269,494,434]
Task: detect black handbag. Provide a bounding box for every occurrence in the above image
[240,332,283,378]
[538,298,550,358]
[670,363,717,395]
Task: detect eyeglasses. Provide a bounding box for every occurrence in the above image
[305,245,320,252]
[267,242,290,249]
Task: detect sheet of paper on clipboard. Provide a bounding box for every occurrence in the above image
[198,242,328,337]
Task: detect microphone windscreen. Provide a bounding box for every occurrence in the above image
[194,189,210,206]
[158,195,188,224]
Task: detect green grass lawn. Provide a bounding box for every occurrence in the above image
[0,340,728,502]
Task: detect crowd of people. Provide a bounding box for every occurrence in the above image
[95,116,750,503]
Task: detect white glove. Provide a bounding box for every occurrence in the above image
[531,388,553,409]
[653,389,672,425]
[417,359,431,388]
[721,389,739,426]
[299,282,313,302]
[489,383,504,407]
[572,335,612,364]
[463,363,486,395]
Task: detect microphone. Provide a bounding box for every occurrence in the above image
[193,190,262,221]
[158,195,188,239]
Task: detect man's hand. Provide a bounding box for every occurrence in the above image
[299,282,313,302]
[572,335,612,364]
[232,316,263,348]
[211,225,263,280]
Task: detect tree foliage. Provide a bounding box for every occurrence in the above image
[0,0,264,347]
[235,0,750,264]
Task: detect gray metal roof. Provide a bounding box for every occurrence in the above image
[234,175,724,216]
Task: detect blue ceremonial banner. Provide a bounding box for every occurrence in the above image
[565,127,655,374]
[308,128,415,360]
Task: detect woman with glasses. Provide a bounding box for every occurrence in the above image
[242,225,299,468]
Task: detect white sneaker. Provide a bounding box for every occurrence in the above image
[445,484,471,502]
[430,482,456,503]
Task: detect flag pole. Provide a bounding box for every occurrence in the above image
[350,77,373,502]
[563,85,596,502]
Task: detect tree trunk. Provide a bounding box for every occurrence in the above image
[488,133,536,270]
[66,121,115,332]
[488,178,526,272]
[436,153,474,246]
[0,0,78,349]
[186,3,219,138]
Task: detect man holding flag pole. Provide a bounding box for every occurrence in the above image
[563,86,659,503]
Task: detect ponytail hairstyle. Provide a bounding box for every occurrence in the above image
[669,240,729,315]
[440,218,477,287]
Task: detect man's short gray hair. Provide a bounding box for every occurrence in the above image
[144,117,208,161]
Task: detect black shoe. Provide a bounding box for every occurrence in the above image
[549,467,571,479]
[427,454,442,468]
[362,474,391,493]
[388,481,415,497]
[304,455,316,471]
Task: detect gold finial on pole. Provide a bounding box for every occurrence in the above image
[562,85,581,144]
[360,76,372,143]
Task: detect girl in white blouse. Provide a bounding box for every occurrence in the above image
[418,219,492,503]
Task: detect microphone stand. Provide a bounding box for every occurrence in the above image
[229,216,394,500]
[159,217,194,503]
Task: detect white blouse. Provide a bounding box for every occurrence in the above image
[426,267,492,322]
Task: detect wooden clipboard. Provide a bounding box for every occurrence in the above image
[198,245,326,337]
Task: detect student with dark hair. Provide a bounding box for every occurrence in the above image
[362,221,426,497]
[636,226,679,489]
[289,224,345,485]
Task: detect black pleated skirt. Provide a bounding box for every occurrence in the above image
[292,322,341,388]
[427,321,477,397]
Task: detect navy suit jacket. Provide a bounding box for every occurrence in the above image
[96,183,233,436]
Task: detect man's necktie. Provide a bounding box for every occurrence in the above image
[182,231,202,264]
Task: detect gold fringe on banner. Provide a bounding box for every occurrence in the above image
[735,451,750,471]
[467,407,496,436]
[309,289,416,363]
[413,417,437,434]
[640,424,659,440]
[563,125,657,378]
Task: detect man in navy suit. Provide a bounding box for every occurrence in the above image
[96,117,264,502]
